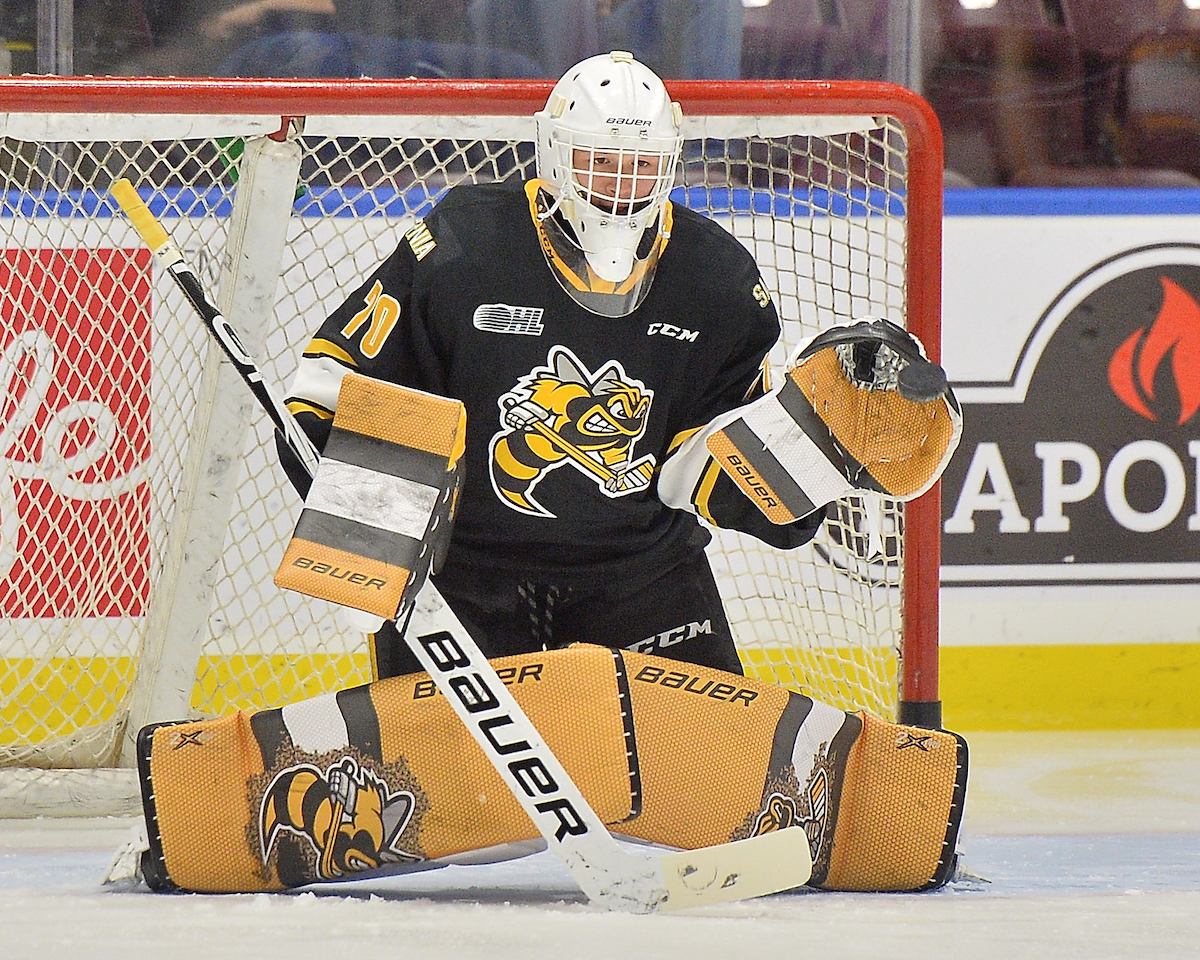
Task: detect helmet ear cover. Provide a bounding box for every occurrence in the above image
[533,52,682,312]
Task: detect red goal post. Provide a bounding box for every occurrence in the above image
[0,77,944,812]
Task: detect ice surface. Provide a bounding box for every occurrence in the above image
[2,731,1197,960]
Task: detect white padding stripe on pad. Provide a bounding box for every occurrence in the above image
[282,692,349,753]
[790,699,851,783]
[307,458,438,539]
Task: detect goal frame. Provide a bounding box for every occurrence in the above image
[0,75,945,747]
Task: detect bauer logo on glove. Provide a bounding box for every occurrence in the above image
[706,318,962,524]
[275,373,466,620]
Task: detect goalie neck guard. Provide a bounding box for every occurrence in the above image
[533,51,683,318]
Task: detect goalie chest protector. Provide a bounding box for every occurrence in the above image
[296,178,787,588]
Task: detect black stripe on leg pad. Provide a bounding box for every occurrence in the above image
[250,708,292,770]
[336,685,383,763]
[611,650,643,822]
[767,692,815,785]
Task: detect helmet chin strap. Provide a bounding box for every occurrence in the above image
[536,190,566,222]
[535,184,636,285]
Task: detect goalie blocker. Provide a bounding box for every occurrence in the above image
[131,645,967,895]
[275,373,465,623]
[706,318,962,525]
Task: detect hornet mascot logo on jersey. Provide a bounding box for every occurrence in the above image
[258,756,419,880]
[490,345,656,517]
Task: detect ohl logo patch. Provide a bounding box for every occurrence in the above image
[489,345,655,518]
[943,244,1200,580]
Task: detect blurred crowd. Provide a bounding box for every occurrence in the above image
[4,0,1200,187]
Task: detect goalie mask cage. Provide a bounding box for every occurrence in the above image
[0,78,944,815]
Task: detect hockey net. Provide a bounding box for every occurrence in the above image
[0,78,944,814]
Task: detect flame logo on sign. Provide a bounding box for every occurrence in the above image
[1107,277,1200,425]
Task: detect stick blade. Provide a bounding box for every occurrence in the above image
[658,827,813,911]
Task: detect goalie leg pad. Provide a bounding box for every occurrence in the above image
[820,712,967,891]
[275,372,465,620]
[134,646,966,895]
[613,651,966,892]
[136,645,637,893]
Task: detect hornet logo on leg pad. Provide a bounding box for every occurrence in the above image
[490,345,655,517]
[751,767,829,863]
[259,756,418,880]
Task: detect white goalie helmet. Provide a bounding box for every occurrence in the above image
[533,51,683,317]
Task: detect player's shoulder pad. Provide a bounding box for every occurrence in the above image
[669,202,757,260]
[406,181,525,265]
[667,202,773,301]
[429,179,526,220]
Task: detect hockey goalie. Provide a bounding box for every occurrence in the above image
[116,359,964,900]
[109,50,964,905]
[275,51,963,681]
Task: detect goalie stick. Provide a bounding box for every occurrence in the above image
[110,177,812,912]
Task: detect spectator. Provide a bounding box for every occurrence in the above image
[466,0,743,78]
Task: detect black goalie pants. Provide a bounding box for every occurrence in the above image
[370,549,744,680]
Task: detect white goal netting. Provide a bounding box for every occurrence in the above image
[0,79,943,812]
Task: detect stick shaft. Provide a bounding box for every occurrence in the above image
[529,419,616,481]
[112,178,320,477]
[320,798,345,879]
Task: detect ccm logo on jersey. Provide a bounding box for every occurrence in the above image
[626,619,713,654]
[647,322,698,342]
[473,303,546,336]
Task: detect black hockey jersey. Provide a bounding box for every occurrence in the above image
[284,178,823,586]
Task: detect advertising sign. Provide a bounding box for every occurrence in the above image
[944,243,1200,584]
[937,196,1200,728]
[0,248,151,618]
